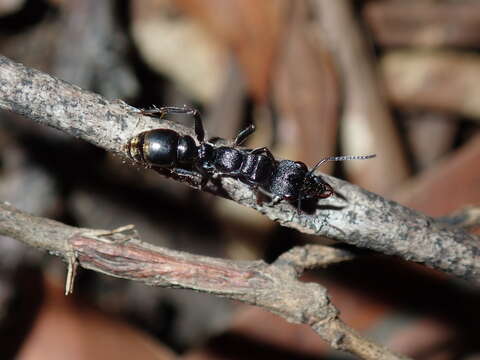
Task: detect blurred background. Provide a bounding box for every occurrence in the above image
[0,0,479,359]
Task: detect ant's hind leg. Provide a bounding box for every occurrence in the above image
[141,105,206,143]
[233,124,255,146]
[194,165,212,190]
[140,105,163,118]
[141,105,197,117]
[162,106,205,143]
[188,107,205,143]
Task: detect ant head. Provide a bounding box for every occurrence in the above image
[301,173,334,200]
[299,153,376,200]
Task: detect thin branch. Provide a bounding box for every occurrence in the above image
[274,244,354,276]
[0,202,409,360]
[437,206,480,229]
[0,55,479,284]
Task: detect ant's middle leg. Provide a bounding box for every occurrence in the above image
[207,123,256,147]
[250,147,275,161]
[233,124,256,147]
[255,186,282,206]
[207,136,223,145]
[141,105,206,143]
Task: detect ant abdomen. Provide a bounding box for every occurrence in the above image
[126,129,197,167]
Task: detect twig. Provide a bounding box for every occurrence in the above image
[0,202,409,360]
[437,206,480,229]
[274,244,354,275]
[0,55,479,284]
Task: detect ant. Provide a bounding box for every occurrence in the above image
[126,106,375,211]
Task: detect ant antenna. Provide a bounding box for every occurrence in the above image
[309,154,376,174]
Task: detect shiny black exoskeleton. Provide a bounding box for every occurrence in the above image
[126,106,276,190]
[265,154,374,209]
[126,128,197,167]
[127,106,376,211]
[267,160,333,209]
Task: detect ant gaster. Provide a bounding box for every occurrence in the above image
[126,106,376,211]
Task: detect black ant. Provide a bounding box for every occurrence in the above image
[126,106,375,211]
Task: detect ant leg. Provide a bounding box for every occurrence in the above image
[255,187,282,206]
[190,107,205,143]
[140,105,163,118]
[208,136,223,144]
[250,147,275,161]
[153,167,204,189]
[233,124,255,146]
[169,168,201,183]
[141,105,206,143]
[171,168,198,177]
[169,106,205,143]
[256,186,273,198]
[209,130,259,146]
[141,105,197,118]
[211,171,240,180]
[254,186,272,206]
[193,164,211,190]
